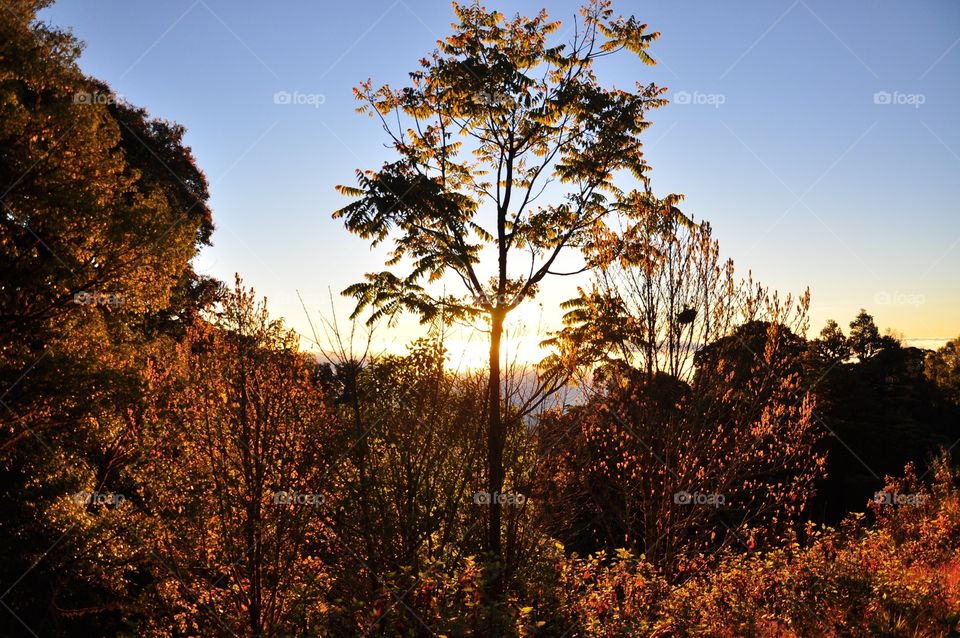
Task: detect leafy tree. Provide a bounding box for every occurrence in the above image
[810,319,849,366]
[0,0,213,448]
[539,215,823,570]
[320,340,491,634]
[0,3,214,633]
[847,309,894,362]
[809,331,960,523]
[132,282,337,637]
[333,0,667,596]
[925,335,960,405]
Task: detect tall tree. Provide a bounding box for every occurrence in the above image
[332,0,666,596]
[0,3,214,632]
[0,0,214,449]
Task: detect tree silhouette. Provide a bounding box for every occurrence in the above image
[848,309,896,362]
[333,0,666,599]
[926,335,960,405]
[810,319,850,366]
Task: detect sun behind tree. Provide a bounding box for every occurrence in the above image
[332,1,674,607]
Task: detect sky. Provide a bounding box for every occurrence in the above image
[39,0,960,364]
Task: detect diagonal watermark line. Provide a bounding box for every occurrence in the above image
[920,119,960,163]
[726,328,883,485]
[720,0,800,80]
[647,119,679,151]
[0,600,39,638]
[720,118,880,277]
[920,233,960,279]
[119,0,281,85]
[198,0,281,80]
[811,412,882,481]
[1,202,74,274]
[270,361,484,633]
[920,35,960,80]
[0,524,77,601]
[721,119,876,208]
[106,116,279,282]
[799,0,879,80]
[0,348,56,454]
[0,110,289,630]
[601,392,777,560]
[111,334,461,636]
[0,400,55,454]
[918,436,960,483]
[320,517,438,637]
[359,516,487,637]
[797,197,877,276]
[651,52,682,82]
[119,0,201,81]
[318,0,402,82]
[0,350,49,405]
[212,120,281,182]
[796,120,879,200]
[0,122,80,203]
[723,326,900,532]
[118,522,243,637]
[917,120,960,277]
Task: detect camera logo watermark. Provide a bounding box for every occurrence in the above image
[73,91,124,106]
[472,90,512,108]
[674,490,725,508]
[73,291,125,309]
[273,91,325,108]
[473,491,526,506]
[672,91,725,108]
[73,491,125,506]
[873,91,925,108]
[272,491,325,506]
[873,291,925,307]
[873,491,927,506]
[473,292,525,307]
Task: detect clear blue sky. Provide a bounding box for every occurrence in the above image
[40,0,960,356]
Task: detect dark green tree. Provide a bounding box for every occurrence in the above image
[848,309,891,362]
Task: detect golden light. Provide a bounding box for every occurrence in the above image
[443,302,551,372]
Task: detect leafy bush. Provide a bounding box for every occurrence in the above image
[544,452,960,637]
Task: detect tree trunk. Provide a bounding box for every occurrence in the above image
[486,307,505,595]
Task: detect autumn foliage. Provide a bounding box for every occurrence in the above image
[2,1,959,637]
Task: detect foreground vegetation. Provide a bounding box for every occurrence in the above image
[2,1,960,635]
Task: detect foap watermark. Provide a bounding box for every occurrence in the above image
[73,490,125,506]
[272,490,325,506]
[273,91,325,108]
[472,90,512,108]
[473,491,526,506]
[73,91,124,106]
[674,490,725,508]
[873,91,925,108]
[73,291,125,309]
[472,292,524,307]
[874,291,925,307]
[873,491,927,507]
[672,90,725,108]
